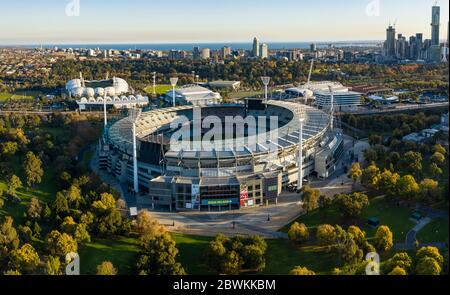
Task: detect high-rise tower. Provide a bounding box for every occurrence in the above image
[252,37,260,57]
[431,5,440,46]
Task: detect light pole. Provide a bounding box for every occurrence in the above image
[103,93,107,127]
[261,76,270,105]
[170,77,178,107]
[127,108,142,194]
[328,85,334,130]
[152,72,156,96]
[297,107,305,192]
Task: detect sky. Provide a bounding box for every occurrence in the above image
[0,0,448,44]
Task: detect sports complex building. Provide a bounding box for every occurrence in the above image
[66,75,149,111]
[99,99,344,211]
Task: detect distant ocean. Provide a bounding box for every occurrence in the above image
[7,41,381,51]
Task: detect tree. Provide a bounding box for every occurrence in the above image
[44,256,62,275]
[416,246,444,267]
[288,222,309,244]
[432,144,446,155]
[0,141,19,158]
[8,243,40,274]
[26,197,42,220]
[430,152,445,166]
[383,252,412,274]
[45,230,78,258]
[334,192,369,218]
[361,163,381,190]
[61,216,91,243]
[92,192,116,212]
[316,224,336,247]
[348,162,362,183]
[0,216,20,257]
[136,232,186,275]
[290,266,316,275]
[419,179,440,204]
[23,151,44,187]
[401,151,422,175]
[396,175,419,201]
[388,266,407,275]
[332,225,363,265]
[136,210,166,239]
[301,186,320,213]
[7,174,22,196]
[378,169,400,197]
[430,163,443,177]
[416,257,441,275]
[96,261,118,275]
[54,192,69,215]
[65,185,83,209]
[205,235,266,274]
[347,226,366,246]
[374,225,393,252]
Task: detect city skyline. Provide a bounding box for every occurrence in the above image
[0,0,449,45]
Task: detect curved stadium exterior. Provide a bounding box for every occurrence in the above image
[99,99,344,211]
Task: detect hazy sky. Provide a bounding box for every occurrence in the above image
[0,0,448,44]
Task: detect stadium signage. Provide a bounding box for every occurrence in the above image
[201,198,239,206]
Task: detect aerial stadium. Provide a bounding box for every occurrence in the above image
[99,99,344,211]
[66,74,149,110]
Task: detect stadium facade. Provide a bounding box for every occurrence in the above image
[99,99,344,211]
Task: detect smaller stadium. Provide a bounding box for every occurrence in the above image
[66,74,149,110]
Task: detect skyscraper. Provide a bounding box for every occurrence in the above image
[260,43,269,59]
[252,37,260,57]
[428,5,441,62]
[431,5,440,46]
[385,25,396,57]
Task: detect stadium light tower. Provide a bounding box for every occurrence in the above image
[170,77,178,107]
[297,107,306,191]
[152,72,156,96]
[103,93,107,127]
[261,76,270,104]
[127,108,142,194]
[328,85,334,130]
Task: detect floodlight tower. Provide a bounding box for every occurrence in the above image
[103,93,107,127]
[328,85,334,130]
[128,108,142,194]
[152,72,156,96]
[297,107,306,191]
[170,77,179,107]
[261,76,270,105]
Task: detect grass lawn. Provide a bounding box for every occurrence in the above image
[172,233,214,275]
[281,196,415,243]
[0,92,13,102]
[416,218,449,244]
[263,239,338,275]
[143,85,173,95]
[0,157,58,224]
[78,236,141,275]
[0,91,40,102]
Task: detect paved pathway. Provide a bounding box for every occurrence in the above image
[405,217,432,244]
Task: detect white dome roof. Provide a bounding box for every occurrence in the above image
[95,87,105,96]
[85,88,95,98]
[105,87,116,96]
